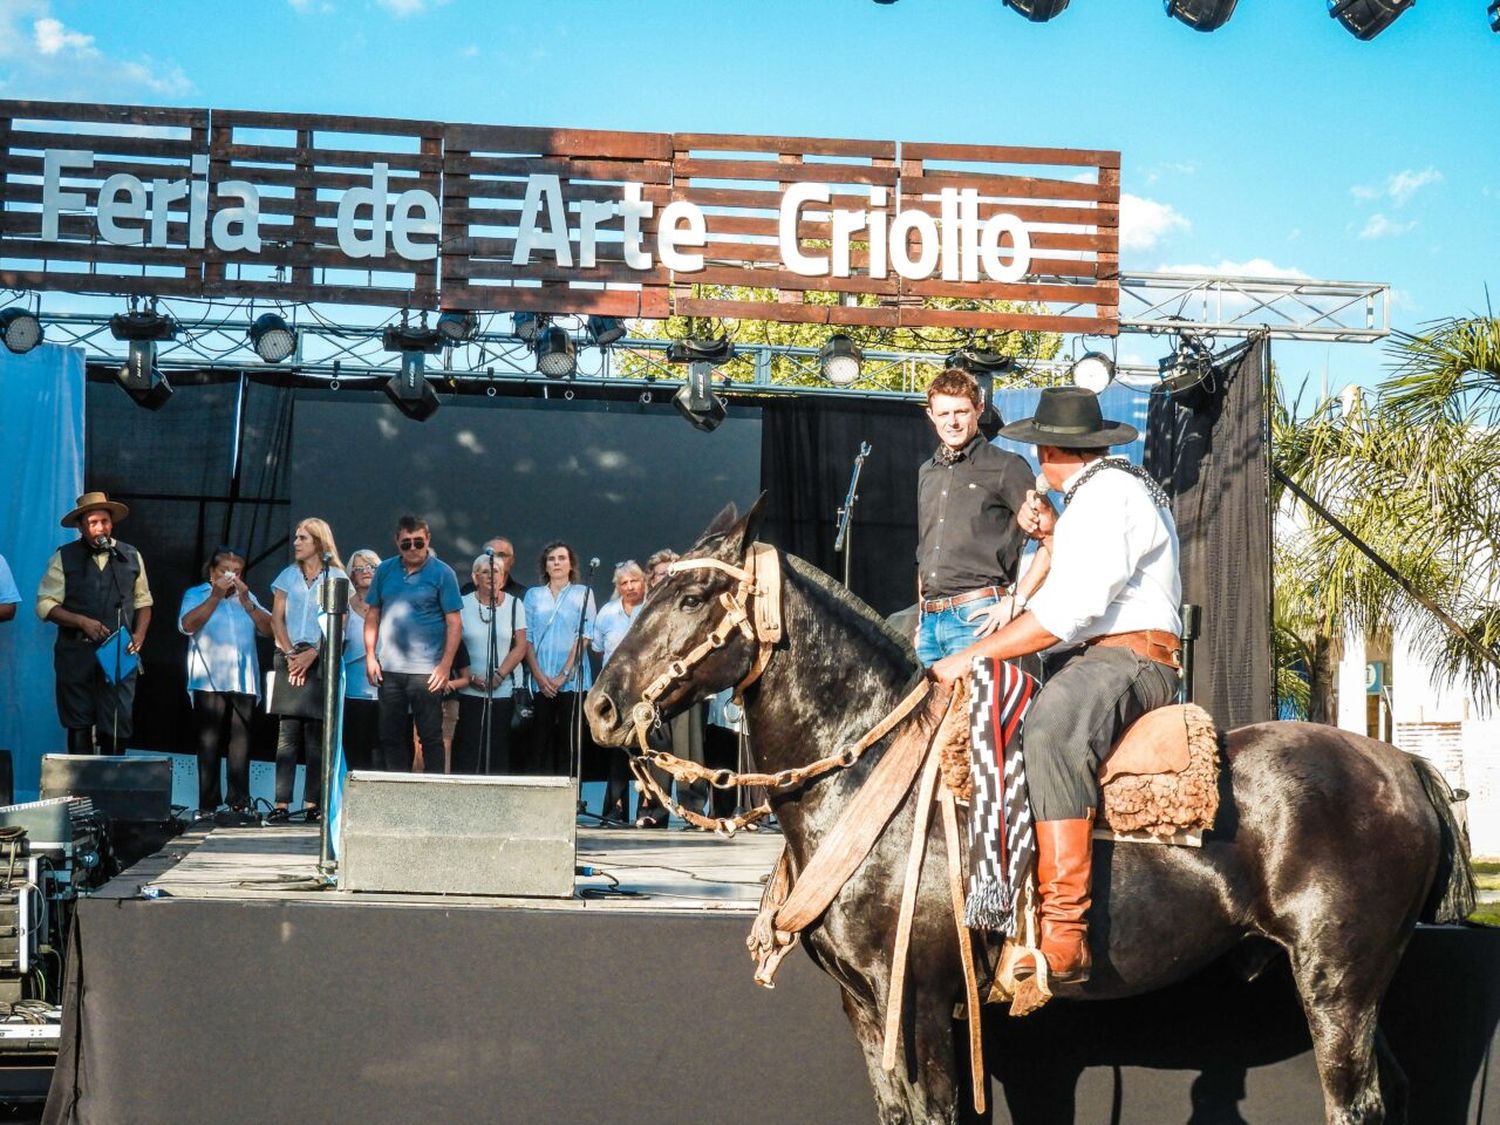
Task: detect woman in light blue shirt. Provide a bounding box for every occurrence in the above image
[522,541,595,777]
[179,546,273,819]
[269,518,346,823]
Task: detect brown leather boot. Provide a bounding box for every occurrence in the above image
[1034,815,1095,984]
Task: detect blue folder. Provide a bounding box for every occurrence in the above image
[95,627,139,683]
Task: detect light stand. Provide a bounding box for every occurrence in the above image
[317,568,349,879]
[833,442,871,589]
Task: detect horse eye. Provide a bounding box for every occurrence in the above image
[679,591,706,611]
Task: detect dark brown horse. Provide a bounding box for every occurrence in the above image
[585,501,1474,1125]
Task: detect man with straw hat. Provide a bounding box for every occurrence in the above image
[35,491,153,755]
[931,387,1182,986]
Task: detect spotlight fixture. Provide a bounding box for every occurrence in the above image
[1489,0,1499,31]
[115,341,173,410]
[1070,351,1116,393]
[673,363,727,433]
[587,315,626,347]
[381,354,440,422]
[512,312,546,343]
[535,324,577,378]
[1164,0,1238,30]
[1158,332,1216,403]
[109,304,177,343]
[1001,0,1070,20]
[1327,0,1413,39]
[381,319,443,355]
[248,312,296,363]
[0,307,43,354]
[435,310,479,344]
[818,334,862,387]
[665,337,736,366]
[949,348,1010,430]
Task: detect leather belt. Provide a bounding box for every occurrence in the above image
[920,585,1007,614]
[1087,629,1182,670]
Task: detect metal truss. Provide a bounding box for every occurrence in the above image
[11,269,1389,399]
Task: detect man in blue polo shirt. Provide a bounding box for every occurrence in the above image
[363,514,462,772]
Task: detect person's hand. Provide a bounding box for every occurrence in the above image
[287,647,318,685]
[213,573,237,599]
[966,597,1016,638]
[1018,490,1056,540]
[127,632,145,655]
[426,662,452,694]
[365,652,382,687]
[77,615,110,643]
[231,575,253,607]
[537,674,560,699]
[928,652,970,687]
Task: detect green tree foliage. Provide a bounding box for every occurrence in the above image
[1273,313,1500,720]
[618,282,1064,393]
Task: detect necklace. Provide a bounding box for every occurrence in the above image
[1063,458,1171,508]
[476,593,501,623]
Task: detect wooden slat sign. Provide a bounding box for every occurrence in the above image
[0,100,1119,335]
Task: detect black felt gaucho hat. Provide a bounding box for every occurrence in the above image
[998,386,1139,448]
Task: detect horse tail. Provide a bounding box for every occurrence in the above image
[1410,755,1476,924]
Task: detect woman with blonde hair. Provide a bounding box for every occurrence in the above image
[342,547,382,771]
[268,517,346,823]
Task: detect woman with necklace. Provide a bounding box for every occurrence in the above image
[268,517,346,823]
[341,548,382,772]
[522,540,596,778]
[591,560,649,824]
[452,552,529,774]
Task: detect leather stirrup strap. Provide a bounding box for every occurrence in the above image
[881,743,943,1072]
[941,783,986,1115]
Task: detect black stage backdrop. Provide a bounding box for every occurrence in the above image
[759,396,931,618]
[1145,335,1275,729]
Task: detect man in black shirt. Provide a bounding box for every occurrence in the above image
[915,369,1050,667]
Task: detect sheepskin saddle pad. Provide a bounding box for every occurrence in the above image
[1096,703,1220,837]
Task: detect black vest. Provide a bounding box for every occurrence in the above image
[58,538,140,636]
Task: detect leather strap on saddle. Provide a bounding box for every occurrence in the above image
[1087,628,1182,670]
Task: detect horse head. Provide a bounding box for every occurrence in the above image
[586,496,768,749]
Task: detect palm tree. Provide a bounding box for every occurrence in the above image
[1272,312,1500,721]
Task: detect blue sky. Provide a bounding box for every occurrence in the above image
[1,0,1496,394]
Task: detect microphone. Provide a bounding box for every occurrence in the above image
[1035,473,1049,494]
[484,546,495,557]
[92,534,111,551]
[588,557,601,572]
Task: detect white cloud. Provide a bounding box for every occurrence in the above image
[34,16,94,56]
[0,2,192,97]
[1350,166,1443,207]
[1359,213,1417,240]
[377,0,445,14]
[1119,193,1190,252]
[1157,258,1310,280]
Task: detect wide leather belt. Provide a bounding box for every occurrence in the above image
[920,585,1006,614]
[1087,629,1182,670]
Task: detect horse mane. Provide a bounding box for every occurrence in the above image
[783,553,919,676]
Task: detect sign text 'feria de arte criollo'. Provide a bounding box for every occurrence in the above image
[0,99,1119,335]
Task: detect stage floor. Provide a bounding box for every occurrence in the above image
[134,821,784,911]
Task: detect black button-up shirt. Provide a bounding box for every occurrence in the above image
[916,435,1035,600]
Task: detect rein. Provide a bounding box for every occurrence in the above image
[620,542,927,835]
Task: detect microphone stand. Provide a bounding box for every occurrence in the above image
[833,442,871,589]
[103,539,129,757]
[317,564,348,879]
[570,560,600,821]
[480,553,500,774]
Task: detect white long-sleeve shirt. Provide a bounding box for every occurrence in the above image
[1026,458,1182,646]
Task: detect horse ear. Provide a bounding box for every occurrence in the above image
[712,492,766,561]
[701,502,739,541]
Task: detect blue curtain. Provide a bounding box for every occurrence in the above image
[0,344,86,799]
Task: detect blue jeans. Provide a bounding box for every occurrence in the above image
[915,593,1002,667]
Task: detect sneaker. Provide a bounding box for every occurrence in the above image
[266,808,290,824]
[304,809,322,824]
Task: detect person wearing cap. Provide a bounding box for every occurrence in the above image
[930,387,1182,987]
[35,491,153,755]
[915,367,1052,667]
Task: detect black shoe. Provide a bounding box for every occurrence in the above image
[266,808,290,824]
[304,809,322,824]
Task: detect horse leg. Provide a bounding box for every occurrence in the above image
[839,987,961,1125]
[1288,949,1394,1124]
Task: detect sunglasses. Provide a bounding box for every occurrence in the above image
[398,537,428,550]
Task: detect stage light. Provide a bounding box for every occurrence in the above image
[248,312,296,363]
[1158,333,1216,402]
[819,334,862,387]
[109,304,177,343]
[0,307,43,354]
[1070,351,1116,393]
[1327,0,1413,39]
[587,315,626,347]
[512,312,545,343]
[949,348,1010,428]
[1489,0,1499,31]
[1165,0,1238,30]
[535,324,577,378]
[382,352,440,421]
[673,364,727,433]
[115,340,173,410]
[436,310,478,344]
[1001,0,1070,20]
[382,321,443,355]
[665,337,736,366]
